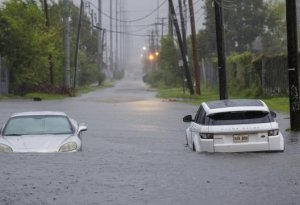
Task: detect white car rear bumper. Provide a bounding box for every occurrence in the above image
[198,134,284,152]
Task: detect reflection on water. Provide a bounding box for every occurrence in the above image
[131,100,163,112]
[285,130,299,144]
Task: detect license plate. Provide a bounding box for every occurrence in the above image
[233,134,249,143]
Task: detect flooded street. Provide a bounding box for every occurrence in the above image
[0,78,299,205]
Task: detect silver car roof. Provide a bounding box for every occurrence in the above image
[10,111,67,118]
[202,99,270,116]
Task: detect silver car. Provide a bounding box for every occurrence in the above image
[0,111,87,153]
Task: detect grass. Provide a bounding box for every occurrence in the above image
[24,93,66,100]
[157,87,219,105]
[75,81,113,96]
[263,97,289,113]
[156,87,290,113]
[0,81,115,101]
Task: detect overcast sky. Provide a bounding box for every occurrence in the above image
[80,0,204,65]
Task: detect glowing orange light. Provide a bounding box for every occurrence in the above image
[148,54,155,61]
[155,51,159,56]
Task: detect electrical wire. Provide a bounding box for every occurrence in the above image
[214,0,244,10]
[94,25,151,37]
[101,0,168,23]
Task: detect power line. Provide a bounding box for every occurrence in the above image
[214,0,244,10]
[93,25,151,37]
[101,0,168,23]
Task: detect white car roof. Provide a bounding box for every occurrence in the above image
[202,99,270,116]
[10,111,68,118]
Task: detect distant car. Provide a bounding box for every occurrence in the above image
[183,99,284,152]
[0,111,87,153]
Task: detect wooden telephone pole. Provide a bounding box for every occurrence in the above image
[168,0,194,95]
[286,0,300,130]
[214,0,228,100]
[188,0,201,95]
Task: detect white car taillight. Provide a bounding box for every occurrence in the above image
[268,129,279,136]
[200,133,214,139]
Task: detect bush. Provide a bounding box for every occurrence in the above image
[97,71,106,85]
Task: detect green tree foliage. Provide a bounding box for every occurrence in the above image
[48,0,99,87]
[197,0,217,58]
[145,36,181,88]
[261,1,286,54]
[0,0,101,95]
[68,2,99,86]
[222,0,266,53]
[198,0,267,57]
[77,50,98,85]
[0,0,58,94]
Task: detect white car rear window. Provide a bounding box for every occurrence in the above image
[208,111,273,125]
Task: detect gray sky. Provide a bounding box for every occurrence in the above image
[84,0,204,65]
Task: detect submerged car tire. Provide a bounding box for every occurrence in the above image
[185,134,188,146]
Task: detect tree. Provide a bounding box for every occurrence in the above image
[66,1,99,86]
[222,0,266,53]
[145,36,181,88]
[0,0,59,94]
[261,1,286,54]
[197,0,217,58]
[198,0,266,56]
[0,0,101,94]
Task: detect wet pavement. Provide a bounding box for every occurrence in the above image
[0,79,299,205]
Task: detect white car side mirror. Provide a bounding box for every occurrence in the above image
[78,123,87,132]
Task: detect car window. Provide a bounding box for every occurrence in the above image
[194,106,202,123]
[195,106,207,125]
[208,111,273,125]
[3,116,74,135]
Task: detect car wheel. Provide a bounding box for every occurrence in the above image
[185,134,188,146]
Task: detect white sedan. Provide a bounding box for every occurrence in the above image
[0,111,87,153]
[183,99,284,152]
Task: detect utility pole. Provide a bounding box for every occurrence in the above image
[178,0,187,54]
[286,0,300,130]
[161,18,165,37]
[91,9,94,27]
[188,0,201,95]
[178,0,187,94]
[120,0,124,69]
[98,0,103,84]
[73,0,83,89]
[110,0,113,79]
[102,29,107,65]
[168,2,174,38]
[155,0,159,51]
[43,0,54,85]
[115,0,119,72]
[214,0,228,100]
[63,0,70,88]
[168,0,194,95]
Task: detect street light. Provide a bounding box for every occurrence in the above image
[148,54,155,61]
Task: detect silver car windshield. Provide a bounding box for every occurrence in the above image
[3,116,74,136]
[208,111,273,125]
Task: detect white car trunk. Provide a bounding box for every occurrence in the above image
[210,123,275,152]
